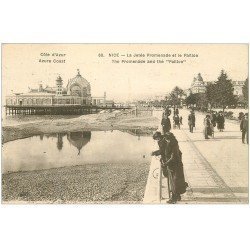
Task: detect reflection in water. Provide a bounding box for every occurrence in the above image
[57,134,63,151]
[42,131,91,153]
[67,131,91,155]
[3,130,153,173]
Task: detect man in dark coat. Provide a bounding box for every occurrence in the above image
[173,115,180,129]
[152,131,188,204]
[161,108,171,134]
[188,111,195,133]
[211,111,217,127]
[240,113,248,144]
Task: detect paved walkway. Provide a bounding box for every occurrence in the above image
[143,109,248,204]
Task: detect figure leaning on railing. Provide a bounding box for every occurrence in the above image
[151,131,188,204]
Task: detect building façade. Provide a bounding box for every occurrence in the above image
[5,69,113,107]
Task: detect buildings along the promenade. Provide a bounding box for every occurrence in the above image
[185,73,245,97]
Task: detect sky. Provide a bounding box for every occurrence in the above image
[2,44,248,102]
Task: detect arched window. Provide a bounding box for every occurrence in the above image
[71,84,82,97]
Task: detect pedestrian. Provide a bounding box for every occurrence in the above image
[188,110,196,133]
[173,114,180,129]
[164,132,188,203]
[162,106,171,118]
[240,113,248,144]
[180,116,183,125]
[217,111,225,132]
[211,111,217,127]
[161,108,171,134]
[238,112,244,121]
[204,114,212,139]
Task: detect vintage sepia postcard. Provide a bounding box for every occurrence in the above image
[1,44,249,204]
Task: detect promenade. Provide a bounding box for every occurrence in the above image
[144,109,248,204]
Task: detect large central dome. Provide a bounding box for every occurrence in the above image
[66,69,91,97]
[67,69,90,88]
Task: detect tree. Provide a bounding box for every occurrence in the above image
[214,70,237,111]
[206,82,217,109]
[196,93,208,110]
[166,86,184,108]
[185,93,197,106]
[185,92,207,110]
[242,78,248,107]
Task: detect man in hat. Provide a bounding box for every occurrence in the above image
[240,113,248,144]
[161,108,171,134]
[188,110,196,133]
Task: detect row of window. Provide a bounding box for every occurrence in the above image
[7,97,89,105]
[7,98,52,105]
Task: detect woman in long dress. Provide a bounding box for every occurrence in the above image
[204,114,212,139]
[217,112,225,132]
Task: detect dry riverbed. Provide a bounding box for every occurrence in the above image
[2,163,150,204]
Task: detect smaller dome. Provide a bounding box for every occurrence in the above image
[192,73,204,87]
[197,73,203,82]
[56,75,63,82]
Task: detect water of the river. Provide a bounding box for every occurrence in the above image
[2,130,154,173]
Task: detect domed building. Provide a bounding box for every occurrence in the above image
[51,69,92,105]
[66,69,91,104]
[190,73,206,94]
[6,69,93,106]
[184,73,245,104]
[5,69,114,112]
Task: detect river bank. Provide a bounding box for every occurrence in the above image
[2,111,160,143]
